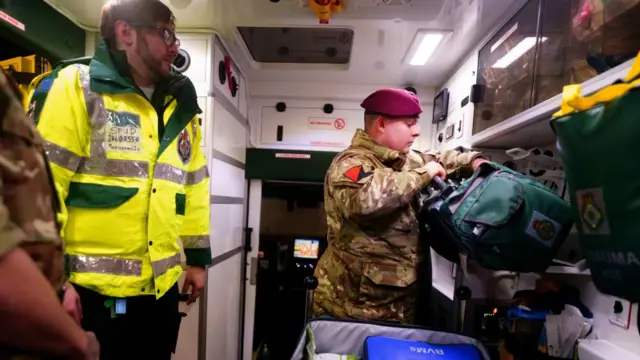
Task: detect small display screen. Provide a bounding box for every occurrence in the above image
[432,89,449,124]
[433,95,444,121]
[293,239,320,259]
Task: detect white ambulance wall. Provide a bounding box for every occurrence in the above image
[84,31,100,56]
[563,277,640,355]
[173,33,249,360]
[430,53,479,152]
[205,67,248,360]
[249,82,435,153]
[428,52,480,301]
[203,101,246,360]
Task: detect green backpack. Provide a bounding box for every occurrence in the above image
[422,161,574,273]
[551,51,640,302]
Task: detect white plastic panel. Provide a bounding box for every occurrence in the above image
[212,98,247,163]
[173,273,200,360]
[243,180,262,360]
[209,159,245,198]
[578,340,640,360]
[212,41,240,108]
[431,52,479,152]
[197,96,207,149]
[206,253,242,360]
[431,251,455,300]
[260,106,363,148]
[178,34,213,96]
[571,280,640,356]
[238,75,249,119]
[210,203,245,257]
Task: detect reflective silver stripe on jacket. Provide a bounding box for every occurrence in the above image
[68,253,182,278]
[42,65,209,185]
[181,235,211,249]
[68,254,143,276]
[151,253,182,278]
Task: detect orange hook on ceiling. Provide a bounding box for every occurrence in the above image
[310,0,343,24]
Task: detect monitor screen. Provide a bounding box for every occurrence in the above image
[293,239,320,259]
[432,88,449,124]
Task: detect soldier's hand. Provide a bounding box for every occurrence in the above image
[425,161,446,181]
[62,282,83,325]
[83,331,100,360]
[472,157,489,171]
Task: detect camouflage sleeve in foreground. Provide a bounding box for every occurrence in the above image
[0,69,65,290]
[425,149,484,179]
[328,154,434,220]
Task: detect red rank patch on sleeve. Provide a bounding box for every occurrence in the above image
[344,165,373,182]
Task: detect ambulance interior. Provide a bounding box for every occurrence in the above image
[2,0,640,359]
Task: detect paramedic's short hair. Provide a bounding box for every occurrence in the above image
[100,0,176,45]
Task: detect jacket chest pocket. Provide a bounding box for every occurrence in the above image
[358,262,417,306]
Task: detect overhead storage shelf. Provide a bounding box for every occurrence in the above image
[469,58,636,150]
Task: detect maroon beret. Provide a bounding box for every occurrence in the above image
[360,88,423,117]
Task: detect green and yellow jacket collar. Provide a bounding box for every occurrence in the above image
[88,41,200,115]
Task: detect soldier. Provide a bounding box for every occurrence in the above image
[28,1,212,359]
[313,88,487,324]
[0,69,99,359]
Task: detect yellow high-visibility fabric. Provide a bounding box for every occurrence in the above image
[36,64,211,298]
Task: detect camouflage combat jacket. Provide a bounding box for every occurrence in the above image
[313,129,481,323]
[0,69,65,359]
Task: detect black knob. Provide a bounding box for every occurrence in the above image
[437,133,444,143]
[230,76,239,97]
[304,276,319,290]
[276,102,287,112]
[404,86,417,95]
[218,61,227,84]
[614,300,623,314]
[455,286,472,301]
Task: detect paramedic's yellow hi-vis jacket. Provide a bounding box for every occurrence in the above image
[34,42,212,299]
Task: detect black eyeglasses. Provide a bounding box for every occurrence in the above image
[130,22,180,47]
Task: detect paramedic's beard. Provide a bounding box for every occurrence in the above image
[137,36,168,83]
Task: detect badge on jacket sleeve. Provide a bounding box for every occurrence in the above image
[344,165,373,183]
[177,128,192,164]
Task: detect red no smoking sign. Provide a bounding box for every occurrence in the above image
[333,118,346,130]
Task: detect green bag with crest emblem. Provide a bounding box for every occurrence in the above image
[551,52,640,302]
[422,161,574,273]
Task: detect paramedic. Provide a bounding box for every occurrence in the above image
[313,88,487,324]
[32,0,211,358]
[0,69,100,359]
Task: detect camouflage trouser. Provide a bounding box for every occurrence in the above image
[313,297,415,325]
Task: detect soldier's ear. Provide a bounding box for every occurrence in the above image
[375,115,386,132]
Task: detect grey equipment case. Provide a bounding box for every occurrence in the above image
[291,276,492,360]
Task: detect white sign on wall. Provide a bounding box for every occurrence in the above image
[275,153,311,159]
[307,117,348,131]
[0,10,25,31]
[260,107,362,150]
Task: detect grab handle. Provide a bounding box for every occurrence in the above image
[432,176,446,191]
[303,276,319,325]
